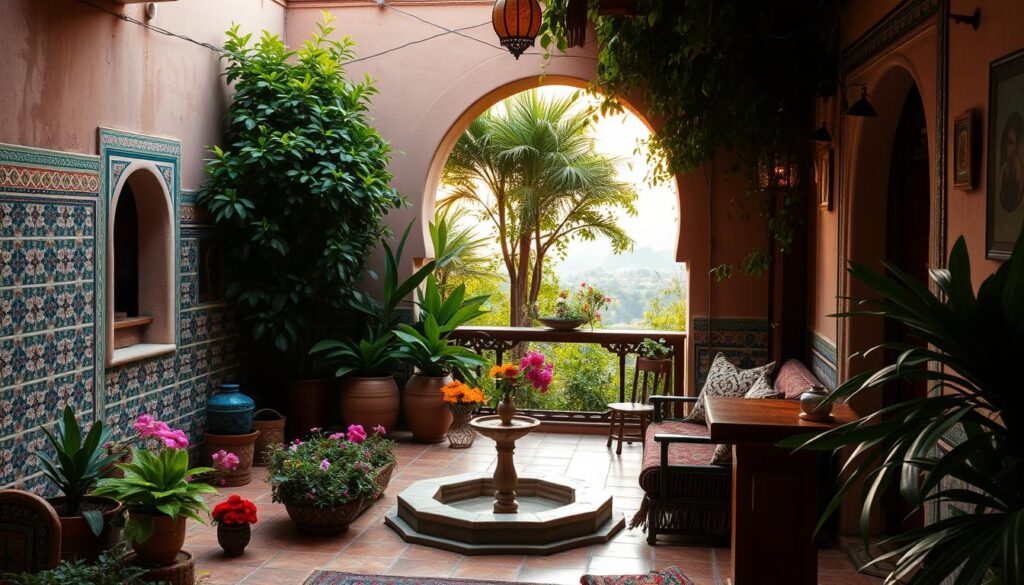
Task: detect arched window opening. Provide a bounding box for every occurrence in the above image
[113,185,139,320]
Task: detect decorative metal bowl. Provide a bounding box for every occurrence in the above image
[538,317,587,330]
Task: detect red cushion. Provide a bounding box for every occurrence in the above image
[773,359,823,400]
[638,420,718,492]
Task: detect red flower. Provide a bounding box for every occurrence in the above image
[212,494,258,525]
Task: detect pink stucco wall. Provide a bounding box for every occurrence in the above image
[0,0,285,189]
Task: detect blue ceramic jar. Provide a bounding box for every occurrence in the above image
[206,383,255,435]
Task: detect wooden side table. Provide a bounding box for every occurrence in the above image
[705,396,858,585]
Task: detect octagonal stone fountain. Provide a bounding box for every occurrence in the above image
[385,412,624,555]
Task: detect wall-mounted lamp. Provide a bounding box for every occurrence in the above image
[842,85,877,118]
[811,123,833,143]
[950,8,981,30]
[756,150,802,192]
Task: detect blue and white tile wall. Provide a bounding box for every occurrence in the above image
[0,136,242,493]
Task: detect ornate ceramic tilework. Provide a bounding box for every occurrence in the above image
[809,331,838,391]
[690,317,771,389]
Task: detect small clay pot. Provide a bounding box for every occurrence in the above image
[204,429,260,486]
[129,512,187,566]
[216,523,251,557]
[404,374,454,443]
[48,496,124,562]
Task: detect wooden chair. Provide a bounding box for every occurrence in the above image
[0,490,62,575]
[607,357,671,455]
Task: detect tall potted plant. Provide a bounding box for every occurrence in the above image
[34,407,124,561]
[198,14,403,438]
[396,276,488,442]
[781,235,1024,585]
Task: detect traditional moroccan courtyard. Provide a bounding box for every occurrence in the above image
[183,433,875,585]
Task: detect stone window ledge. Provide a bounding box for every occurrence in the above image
[110,343,176,367]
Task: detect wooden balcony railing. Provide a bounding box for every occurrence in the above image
[451,326,687,426]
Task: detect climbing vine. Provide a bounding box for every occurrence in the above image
[541,0,839,276]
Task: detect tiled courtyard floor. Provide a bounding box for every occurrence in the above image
[187,432,879,584]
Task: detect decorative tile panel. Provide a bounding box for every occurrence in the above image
[809,331,838,391]
[0,282,94,338]
[690,317,771,389]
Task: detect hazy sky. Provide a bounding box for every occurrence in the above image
[439,85,680,259]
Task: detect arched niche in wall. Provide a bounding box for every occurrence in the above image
[106,164,176,366]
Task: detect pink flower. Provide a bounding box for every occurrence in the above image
[347,424,367,444]
[328,432,345,440]
[604,296,612,304]
[289,444,299,452]
[520,351,545,369]
[319,459,331,471]
[159,429,189,450]
[372,425,387,436]
[212,450,239,472]
[310,427,321,433]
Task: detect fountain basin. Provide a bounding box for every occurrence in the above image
[384,472,625,555]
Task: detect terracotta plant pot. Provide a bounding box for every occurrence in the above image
[204,430,260,487]
[126,550,195,585]
[285,378,333,440]
[216,523,251,557]
[48,496,124,562]
[339,375,400,432]
[129,512,187,566]
[284,499,365,535]
[404,374,454,443]
[252,408,286,466]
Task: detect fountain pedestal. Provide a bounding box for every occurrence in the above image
[469,414,539,514]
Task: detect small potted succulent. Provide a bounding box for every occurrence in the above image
[440,380,485,449]
[266,425,395,534]
[211,495,258,557]
[92,417,216,566]
[33,407,125,562]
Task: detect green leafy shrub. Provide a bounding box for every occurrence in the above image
[199,14,403,376]
[267,427,395,507]
[3,545,152,585]
[92,448,215,544]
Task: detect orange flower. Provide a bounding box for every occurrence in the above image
[488,364,519,379]
[440,380,485,404]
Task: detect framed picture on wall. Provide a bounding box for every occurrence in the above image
[953,110,977,190]
[815,147,833,210]
[987,49,1024,259]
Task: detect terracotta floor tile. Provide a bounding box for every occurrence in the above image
[198,545,279,567]
[342,539,408,558]
[518,566,589,583]
[652,546,714,564]
[587,555,655,574]
[263,550,336,570]
[400,544,464,562]
[452,558,524,580]
[522,548,591,569]
[201,564,258,585]
[591,541,656,559]
[323,555,396,573]
[386,558,459,577]
[240,567,313,584]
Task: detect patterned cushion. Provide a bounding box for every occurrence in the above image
[639,420,718,492]
[710,372,782,465]
[774,359,823,400]
[686,353,775,424]
[581,566,694,585]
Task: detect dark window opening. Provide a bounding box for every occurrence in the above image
[198,236,223,304]
[113,185,139,319]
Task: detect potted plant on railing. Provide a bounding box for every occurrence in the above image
[92,419,215,566]
[395,275,488,443]
[198,15,405,439]
[33,406,124,562]
[266,425,395,535]
[781,235,1024,584]
[532,283,611,330]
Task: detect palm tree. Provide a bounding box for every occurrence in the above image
[429,206,497,297]
[440,89,637,326]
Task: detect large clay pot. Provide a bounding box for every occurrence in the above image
[404,374,454,443]
[204,430,260,486]
[339,375,400,432]
[48,496,124,562]
[285,378,333,440]
[129,512,187,566]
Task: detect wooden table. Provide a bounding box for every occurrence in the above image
[705,396,859,585]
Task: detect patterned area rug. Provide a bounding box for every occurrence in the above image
[304,573,544,585]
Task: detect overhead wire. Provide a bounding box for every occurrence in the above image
[72,0,596,63]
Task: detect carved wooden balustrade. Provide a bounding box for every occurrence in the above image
[451,326,687,426]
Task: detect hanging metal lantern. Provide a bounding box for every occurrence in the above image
[756,150,802,192]
[493,0,543,59]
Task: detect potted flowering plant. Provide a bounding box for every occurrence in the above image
[266,424,395,534]
[92,416,215,565]
[211,495,257,557]
[490,351,554,424]
[533,283,612,330]
[441,380,485,448]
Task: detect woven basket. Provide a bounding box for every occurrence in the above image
[284,499,365,535]
[252,409,285,467]
[371,462,395,500]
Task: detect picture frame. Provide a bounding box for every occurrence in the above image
[953,110,977,190]
[815,147,833,210]
[986,49,1024,260]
